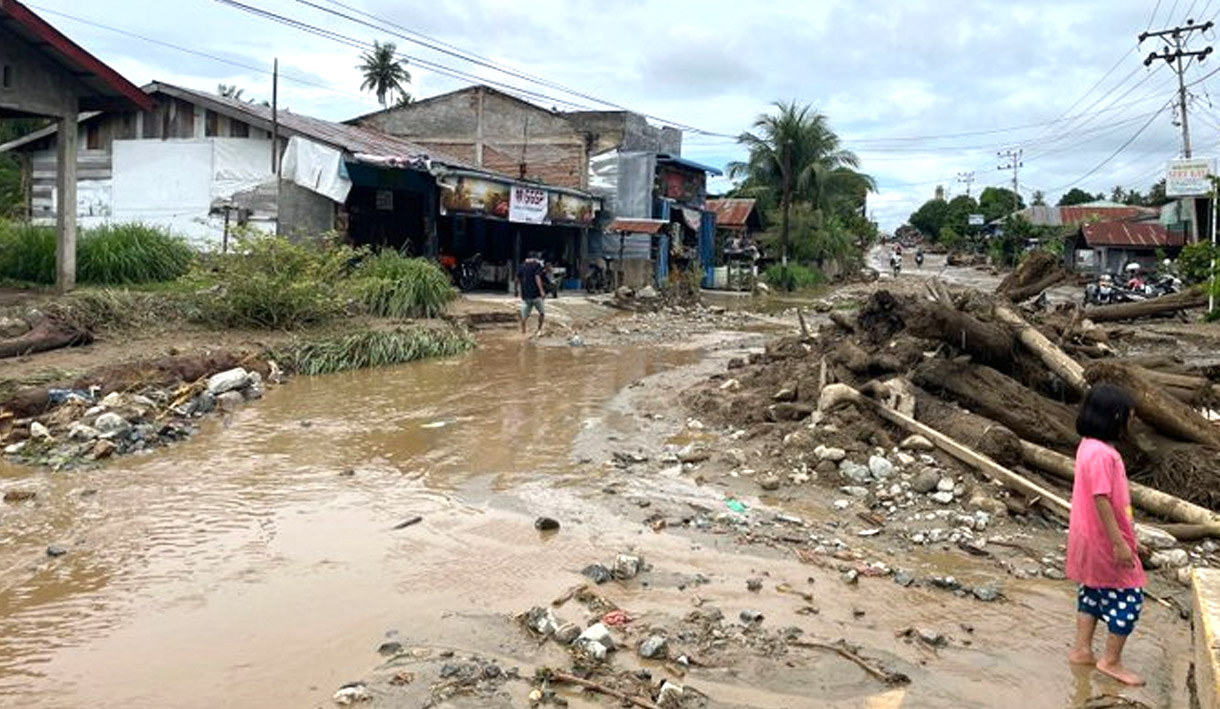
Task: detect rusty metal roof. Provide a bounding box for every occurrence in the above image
[1081,221,1184,248]
[706,199,758,229]
[1060,204,1156,226]
[607,218,668,234]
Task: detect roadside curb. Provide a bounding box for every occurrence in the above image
[1194,568,1220,709]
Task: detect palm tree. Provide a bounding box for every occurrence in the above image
[358,41,411,108]
[728,101,873,264]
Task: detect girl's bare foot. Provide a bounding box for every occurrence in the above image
[1096,659,1145,686]
[1068,649,1096,665]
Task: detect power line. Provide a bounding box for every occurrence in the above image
[1149,0,1165,31]
[1047,103,1171,192]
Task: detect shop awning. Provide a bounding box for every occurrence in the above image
[607,218,668,234]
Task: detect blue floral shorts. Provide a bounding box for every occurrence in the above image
[1077,585,1143,636]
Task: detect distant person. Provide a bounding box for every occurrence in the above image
[1066,384,1146,687]
[515,252,546,336]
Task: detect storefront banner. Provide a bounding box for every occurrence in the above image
[547,192,596,225]
[439,175,510,219]
[1166,158,1213,197]
[509,185,547,224]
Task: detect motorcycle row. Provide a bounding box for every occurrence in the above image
[1084,262,1184,305]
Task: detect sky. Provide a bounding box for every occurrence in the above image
[22,0,1220,230]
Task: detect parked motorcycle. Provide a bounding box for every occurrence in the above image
[585,263,609,294]
[458,253,482,292]
[1084,274,1116,305]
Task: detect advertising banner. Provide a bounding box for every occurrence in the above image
[547,192,596,225]
[439,175,510,218]
[509,185,547,224]
[1166,158,1213,197]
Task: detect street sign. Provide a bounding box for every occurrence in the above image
[1166,158,1213,197]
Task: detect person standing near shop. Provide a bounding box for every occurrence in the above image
[515,252,546,336]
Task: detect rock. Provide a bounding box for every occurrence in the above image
[772,387,797,402]
[525,606,559,636]
[817,446,848,463]
[936,477,955,493]
[332,682,372,705]
[739,609,764,624]
[677,448,711,464]
[638,635,669,660]
[3,441,26,455]
[637,285,660,300]
[1149,548,1190,569]
[582,564,613,584]
[29,421,52,440]
[577,622,615,651]
[1043,567,1066,580]
[1202,540,1219,555]
[0,316,30,338]
[243,382,265,400]
[841,486,870,497]
[833,499,850,510]
[46,544,68,557]
[930,576,961,591]
[217,391,245,412]
[896,452,916,467]
[768,402,814,422]
[930,491,955,505]
[746,577,763,592]
[657,681,684,708]
[1137,525,1179,551]
[615,286,635,300]
[839,461,871,484]
[900,435,935,452]
[91,439,118,460]
[192,392,217,415]
[534,517,560,531]
[207,367,251,395]
[580,641,608,661]
[94,412,130,436]
[841,569,860,584]
[1177,567,1195,586]
[758,475,781,491]
[377,641,404,656]
[917,628,947,647]
[99,392,123,408]
[911,468,941,494]
[894,570,915,587]
[868,455,894,480]
[972,585,1001,602]
[816,460,838,474]
[614,554,642,580]
[3,490,36,503]
[68,423,100,441]
[554,622,581,644]
[568,335,585,347]
[966,492,1008,518]
[719,378,742,391]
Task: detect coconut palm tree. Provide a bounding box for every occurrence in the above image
[728,101,873,264]
[358,41,411,108]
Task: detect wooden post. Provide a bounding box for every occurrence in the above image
[55,99,79,293]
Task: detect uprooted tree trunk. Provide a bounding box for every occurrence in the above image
[1085,362,1220,449]
[997,251,1072,301]
[913,358,1080,453]
[1084,288,1207,323]
[914,390,1024,467]
[994,305,1088,396]
[901,299,1016,369]
[0,319,92,360]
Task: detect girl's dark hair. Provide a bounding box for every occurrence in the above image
[1076,383,1135,441]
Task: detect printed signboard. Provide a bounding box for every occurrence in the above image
[547,192,596,225]
[509,185,547,224]
[1166,158,1213,197]
[968,214,985,226]
[439,175,510,219]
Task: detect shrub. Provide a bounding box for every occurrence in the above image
[195,234,352,329]
[349,250,456,319]
[764,262,824,292]
[1177,241,1218,284]
[284,325,474,375]
[0,221,193,285]
[0,221,55,284]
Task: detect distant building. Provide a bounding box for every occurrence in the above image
[1065,221,1185,275]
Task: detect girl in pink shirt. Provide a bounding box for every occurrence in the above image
[1066,383,1146,686]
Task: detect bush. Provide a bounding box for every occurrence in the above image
[349,250,456,319]
[1177,241,1218,284]
[196,234,352,329]
[0,221,192,285]
[764,262,824,292]
[284,325,474,375]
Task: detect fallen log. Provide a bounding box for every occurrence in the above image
[902,301,1015,369]
[997,250,1067,295]
[1018,440,1220,533]
[1006,271,1071,303]
[913,358,1080,452]
[819,383,1072,519]
[0,319,92,359]
[994,305,1088,396]
[914,391,1024,467]
[828,310,856,334]
[1085,362,1220,448]
[1084,289,1207,323]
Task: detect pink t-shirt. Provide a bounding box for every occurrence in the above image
[1066,438,1146,589]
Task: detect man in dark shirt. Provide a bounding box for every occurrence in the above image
[515,253,546,336]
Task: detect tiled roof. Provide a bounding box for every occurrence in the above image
[1081,221,1184,248]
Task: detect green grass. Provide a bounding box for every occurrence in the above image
[349,250,456,319]
[0,221,194,285]
[763,263,825,292]
[283,325,474,375]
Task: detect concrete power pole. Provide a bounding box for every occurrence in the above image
[956,171,975,198]
[997,149,1023,216]
[1141,19,1214,158]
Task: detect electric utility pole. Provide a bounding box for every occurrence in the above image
[1141,19,1213,158]
[956,171,975,198]
[997,149,1023,216]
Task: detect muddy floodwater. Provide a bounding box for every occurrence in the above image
[0,331,1192,708]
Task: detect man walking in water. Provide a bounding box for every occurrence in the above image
[516,252,546,336]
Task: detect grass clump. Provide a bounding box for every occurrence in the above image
[764,262,825,292]
[284,325,473,375]
[0,221,193,285]
[43,289,194,332]
[349,250,456,319]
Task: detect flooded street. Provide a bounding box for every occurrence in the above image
[0,324,1193,708]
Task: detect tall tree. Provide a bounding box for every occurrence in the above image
[1147,179,1170,207]
[978,186,1024,222]
[728,101,873,264]
[1057,187,1095,206]
[1032,190,1046,206]
[908,198,950,239]
[358,41,411,108]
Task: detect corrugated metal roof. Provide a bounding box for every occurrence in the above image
[1081,221,1184,248]
[607,218,668,234]
[706,198,757,229]
[1060,205,1156,226]
[656,154,723,176]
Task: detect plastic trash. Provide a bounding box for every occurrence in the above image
[725,498,747,514]
[47,388,95,405]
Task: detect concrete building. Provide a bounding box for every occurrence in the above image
[1,0,153,290]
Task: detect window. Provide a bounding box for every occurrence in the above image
[85,122,101,150]
[205,110,219,137]
[1,65,12,89]
[230,120,249,138]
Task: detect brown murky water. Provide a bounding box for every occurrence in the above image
[0,333,1192,708]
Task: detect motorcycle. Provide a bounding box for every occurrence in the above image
[1084,275,1116,305]
[890,257,902,278]
[585,262,609,294]
[914,252,924,268]
[458,253,482,292]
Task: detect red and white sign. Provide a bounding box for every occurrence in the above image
[509,185,547,224]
